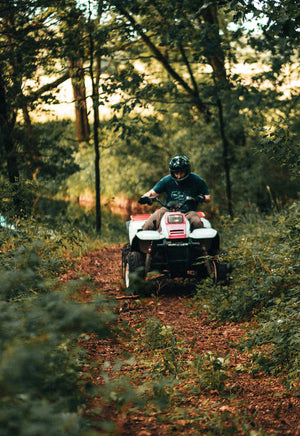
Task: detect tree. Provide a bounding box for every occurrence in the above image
[103,0,245,217]
[68,58,90,143]
[239,0,300,179]
[87,0,103,233]
[58,3,90,143]
[1,0,298,217]
[0,1,68,183]
[0,65,19,183]
[98,0,298,214]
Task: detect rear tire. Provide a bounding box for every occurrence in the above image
[209,259,229,284]
[123,251,145,289]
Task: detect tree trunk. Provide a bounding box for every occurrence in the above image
[94,55,102,234]
[202,5,234,218]
[69,58,90,143]
[88,3,102,234]
[22,101,40,180]
[93,93,101,234]
[216,97,233,219]
[0,67,19,184]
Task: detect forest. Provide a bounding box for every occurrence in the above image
[0,0,299,435]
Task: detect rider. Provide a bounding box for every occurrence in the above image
[138,155,210,230]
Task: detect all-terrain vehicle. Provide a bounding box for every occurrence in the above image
[122,197,229,290]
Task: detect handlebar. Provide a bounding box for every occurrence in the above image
[138,195,205,211]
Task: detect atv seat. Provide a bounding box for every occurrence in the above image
[130,214,151,221]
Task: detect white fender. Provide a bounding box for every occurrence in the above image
[128,220,145,244]
[190,228,218,239]
[201,218,212,228]
[136,230,165,240]
[128,221,165,244]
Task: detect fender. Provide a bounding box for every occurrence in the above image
[190,228,218,239]
[201,218,212,228]
[136,230,165,241]
[128,221,165,245]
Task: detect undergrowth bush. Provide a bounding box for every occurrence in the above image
[195,202,299,379]
[1,177,128,249]
[193,352,230,393]
[0,211,119,435]
[141,317,183,377]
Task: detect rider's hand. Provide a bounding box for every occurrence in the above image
[138,196,153,205]
[197,194,206,203]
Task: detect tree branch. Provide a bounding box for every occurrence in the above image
[113,1,210,120]
[29,71,70,100]
[179,44,199,96]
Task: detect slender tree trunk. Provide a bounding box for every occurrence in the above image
[88,3,101,234]
[22,102,40,180]
[202,5,234,218]
[94,55,102,232]
[93,93,101,233]
[69,58,90,143]
[216,97,233,218]
[3,132,19,184]
[0,67,19,184]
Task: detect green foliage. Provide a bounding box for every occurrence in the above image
[34,197,127,244]
[256,122,300,179]
[60,101,299,215]
[1,0,299,219]
[193,352,230,393]
[141,317,183,377]
[0,290,115,435]
[65,115,173,200]
[120,310,272,434]
[33,120,80,191]
[0,178,38,219]
[195,202,300,377]
[0,210,119,435]
[240,0,299,65]
[100,0,299,218]
[21,120,79,193]
[0,120,80,218]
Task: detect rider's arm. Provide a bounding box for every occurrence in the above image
[142,189,159,198]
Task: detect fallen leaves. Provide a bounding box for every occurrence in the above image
[65,245,300,435]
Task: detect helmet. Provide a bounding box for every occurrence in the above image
[169,156,191,182]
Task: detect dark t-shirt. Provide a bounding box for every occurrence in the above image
[153,173,209,213]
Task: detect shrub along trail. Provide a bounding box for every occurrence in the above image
[68,245,299,436]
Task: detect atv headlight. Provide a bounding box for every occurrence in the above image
[168,214,184,224]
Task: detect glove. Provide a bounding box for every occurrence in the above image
[138,196,153,205]
[197,194,206,203]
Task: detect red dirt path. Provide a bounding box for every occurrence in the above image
[64,245,300,435]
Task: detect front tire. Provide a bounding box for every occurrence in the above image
[123,251,145,289]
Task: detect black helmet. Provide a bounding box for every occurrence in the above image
[169,156,191,182]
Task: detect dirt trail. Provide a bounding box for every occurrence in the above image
[68,245,299,436]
